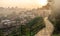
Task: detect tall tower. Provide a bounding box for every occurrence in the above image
[48,0,54,9]
[47,0,54,16]
[47,0,54,11]
[48,0,55,18]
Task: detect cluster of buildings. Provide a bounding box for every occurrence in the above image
[0,0,54,35]
[0,6,52,28]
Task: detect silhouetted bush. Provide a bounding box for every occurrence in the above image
[48,14,60,34]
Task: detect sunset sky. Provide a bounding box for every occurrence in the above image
[0,0,48,9]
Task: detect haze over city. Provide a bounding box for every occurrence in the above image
[0,0,48,9]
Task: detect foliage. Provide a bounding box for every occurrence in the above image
[0,29,4,36]
[0,16,45,36]
[48,14,60,34]
[26,17,45,36]
[53,34,60,36]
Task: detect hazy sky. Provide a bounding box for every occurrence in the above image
[54,0,60,10]
[0,0,48,9]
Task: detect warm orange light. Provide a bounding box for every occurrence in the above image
[0,0,48,9]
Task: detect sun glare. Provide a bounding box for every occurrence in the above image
[0,0,48,9]
[37,0,48,6]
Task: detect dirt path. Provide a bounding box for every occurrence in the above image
[35,17,54,36]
